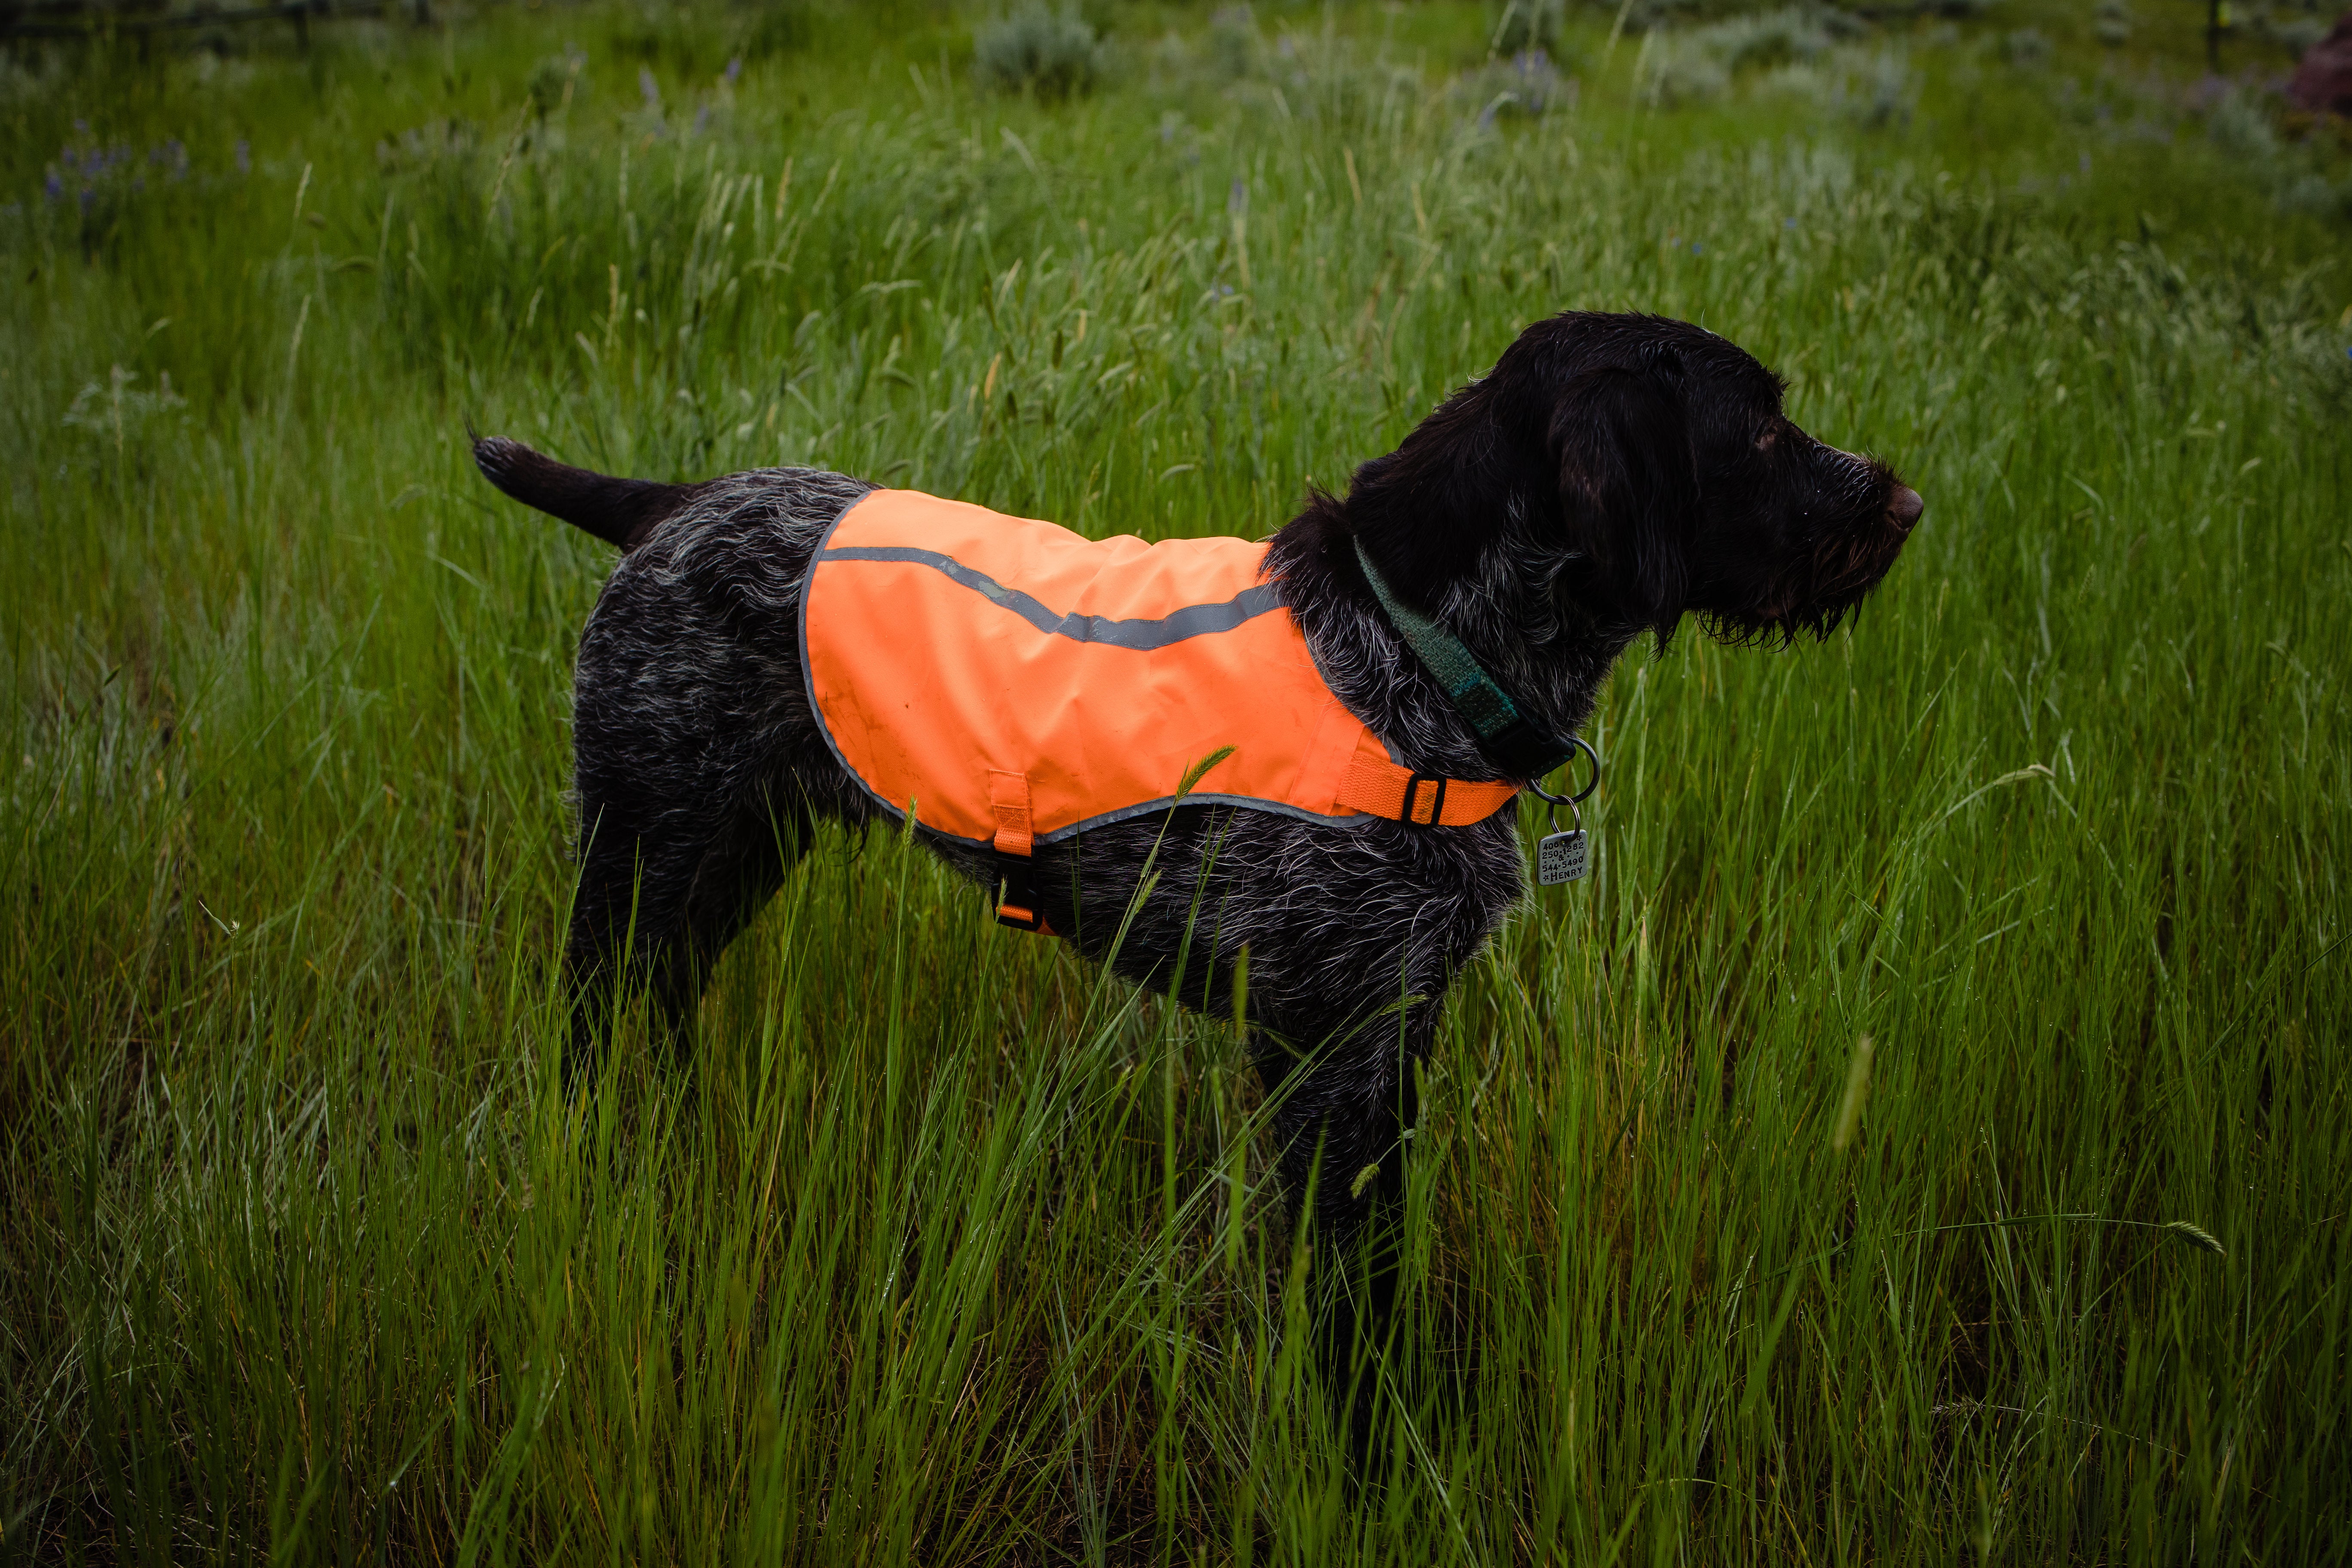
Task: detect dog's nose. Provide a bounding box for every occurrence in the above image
[1888,486,1925,530]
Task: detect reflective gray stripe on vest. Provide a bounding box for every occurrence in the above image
[817,545,1283,651]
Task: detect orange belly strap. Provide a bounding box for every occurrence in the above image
[799,490,1521,930]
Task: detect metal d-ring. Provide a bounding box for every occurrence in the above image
[1528,735,1600,809]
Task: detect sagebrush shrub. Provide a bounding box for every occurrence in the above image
[2207,87,2283,162]
[2264,12,2331,54]
[975,5,1102,98]
[1641,7,1843,107]
[2000,27,2051,65]
[1846,46,1913,127]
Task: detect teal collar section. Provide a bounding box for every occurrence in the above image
[1352,536,1575,781]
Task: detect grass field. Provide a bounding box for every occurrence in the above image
[4,0,2349,1559]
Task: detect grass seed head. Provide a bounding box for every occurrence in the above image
[2165,1220,2226,1257]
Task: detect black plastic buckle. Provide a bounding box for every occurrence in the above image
[993,851,1047,932]
[1479,716,1576,782]
[1400,772,1449,827]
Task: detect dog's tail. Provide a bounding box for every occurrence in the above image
[470,434,708,552]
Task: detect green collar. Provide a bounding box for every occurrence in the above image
[1353,536,1577,782]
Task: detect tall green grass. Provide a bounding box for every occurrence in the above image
[3,1,2347,1559]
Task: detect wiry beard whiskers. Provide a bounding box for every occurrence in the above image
[1699,599,1855,649]
[1698,524,1892,647]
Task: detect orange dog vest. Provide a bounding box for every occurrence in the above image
[799,490,1520,929]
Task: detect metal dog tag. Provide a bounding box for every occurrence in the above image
[1533,780,1592,886]
[1531,736,1600,886]
[1537,827,1589,885]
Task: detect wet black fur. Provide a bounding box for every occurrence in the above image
[473,309,1920,1413]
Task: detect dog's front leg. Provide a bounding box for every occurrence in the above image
[1251,983,1442,1449]
[1056,803,1507,1459]
[1253,1001,1428,1255]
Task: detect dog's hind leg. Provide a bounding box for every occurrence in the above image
[562,588,806,1084]
[514,462,869,1087]
[566,784,809,1075]
[565,796,769,1080]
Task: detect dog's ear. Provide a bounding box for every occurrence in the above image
[1549,362,1699,647]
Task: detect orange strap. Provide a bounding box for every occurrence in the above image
[987,769,1035,858]
[987,770,1049,932]
[1333,738,1521,827]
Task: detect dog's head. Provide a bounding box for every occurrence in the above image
[1349,311,1921,650]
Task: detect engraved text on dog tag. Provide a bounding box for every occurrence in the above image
[1537,827,1589,885]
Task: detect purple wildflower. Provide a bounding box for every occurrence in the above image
[640,68,660,108]
[1228,178,1246,215]
[694,104,711,135]
[724,55,741,83]
[44,171,63,202]
[235,139,250,175]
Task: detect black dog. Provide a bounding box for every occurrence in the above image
[474,309,1919,1363]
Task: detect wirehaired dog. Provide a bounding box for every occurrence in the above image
[474,310,1920,1370]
